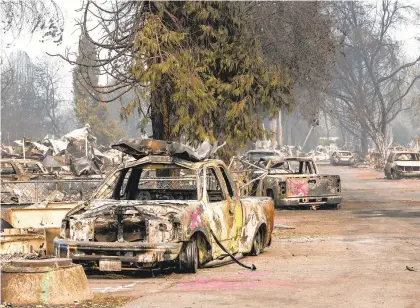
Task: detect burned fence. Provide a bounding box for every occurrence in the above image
[1,178,103,204]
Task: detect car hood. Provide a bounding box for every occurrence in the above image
[66,199,198,220]
[395,161,420,167]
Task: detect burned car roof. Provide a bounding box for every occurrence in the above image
[116,155,203,170]
[391,151,419,154]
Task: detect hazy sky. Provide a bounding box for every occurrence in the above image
[2,0,420,104]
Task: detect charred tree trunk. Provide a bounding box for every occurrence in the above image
[151,92,165,140]
[150,83,171,141]
[340,123,346,146]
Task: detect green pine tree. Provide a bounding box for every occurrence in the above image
[130,2,292,157]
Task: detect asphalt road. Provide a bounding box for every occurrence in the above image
[88,164,420,308]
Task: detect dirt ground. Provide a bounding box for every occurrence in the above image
[81,164,420,308]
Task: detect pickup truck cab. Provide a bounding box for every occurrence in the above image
[255,157,342,209]
[54,139,274,273]
[243,149,283,164]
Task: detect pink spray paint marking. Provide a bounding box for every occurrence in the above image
[179,271,292,292]
[288,180,308,196]
[186,208,202,229]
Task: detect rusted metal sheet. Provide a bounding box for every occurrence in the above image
[0,229,45,255]
[6,203,76,229]
[54,140,274,272]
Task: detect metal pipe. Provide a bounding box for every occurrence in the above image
[302,125,314,150]
[22,138,25,159]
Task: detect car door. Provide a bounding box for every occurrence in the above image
[218,165,243,252]
[204,166,242,255]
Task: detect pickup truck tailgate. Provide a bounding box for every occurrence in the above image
[285,175,341,198]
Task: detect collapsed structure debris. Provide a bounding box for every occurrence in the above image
[1,124,124,177]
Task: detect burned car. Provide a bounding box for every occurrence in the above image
[0,158,50,181]
[385,151,420,179]
[54,139,274,273]
[330,151,356,166]
[242,149,283,164]
[253,157,342,209]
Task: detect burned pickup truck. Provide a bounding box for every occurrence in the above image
[385,151,420,179]
[251,157,342,209]
[54,139,274,272]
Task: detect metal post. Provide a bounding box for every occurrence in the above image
[35,182,38,203]
[22,138,26,159]
[302,125,314,150]
[277,110,282,147]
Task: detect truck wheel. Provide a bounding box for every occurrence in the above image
[251,229,264,256]
[179,238,199,273]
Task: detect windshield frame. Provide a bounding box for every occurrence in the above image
[394,153,420,161]
[93,162,200,201]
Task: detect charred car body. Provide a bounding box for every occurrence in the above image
[330,151,356,166]
[385,151,420,179]
[54,139,274,272]
[242,149,283,164]
[0,159,51,181]
[253,157,342,209]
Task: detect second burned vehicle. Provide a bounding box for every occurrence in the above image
[250,157,342,209]
[54,139,274,273]
[384,151,420,179]
[330,151,356,166]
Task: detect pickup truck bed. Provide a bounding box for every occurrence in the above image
[253,157,343,209]
[281,174,342,206]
